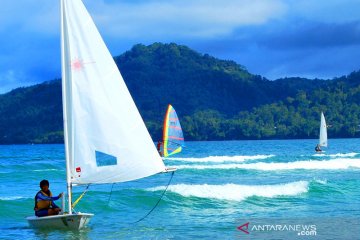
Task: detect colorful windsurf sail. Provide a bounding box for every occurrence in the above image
[162,104,184,157]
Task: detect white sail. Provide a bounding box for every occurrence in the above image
[319,112,327,147]
[61,0,166,185]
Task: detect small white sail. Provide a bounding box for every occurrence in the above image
[61,0,166,185]
[319,112,327,147]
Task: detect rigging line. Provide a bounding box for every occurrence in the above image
[132,171,175,224]
[107,183,115,205]
[72,184,90,209]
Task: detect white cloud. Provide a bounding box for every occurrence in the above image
[286,0,360,23]
[84,0,287,39]
[0,0,359,93]
[0,0,58,34]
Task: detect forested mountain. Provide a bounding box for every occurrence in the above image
[0,43,359,144]
[0,80,63,143]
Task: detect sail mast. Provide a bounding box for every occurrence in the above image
[60,0,73,214]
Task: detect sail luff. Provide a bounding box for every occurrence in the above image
[162,104,171,157]
[60,0,73,214]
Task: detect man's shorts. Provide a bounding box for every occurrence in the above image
[35,209,49,217]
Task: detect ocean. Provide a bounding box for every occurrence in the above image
[0,139,359,239]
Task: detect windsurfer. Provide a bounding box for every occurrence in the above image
[34,180,62,217]
[315,144,322,152]
[157,141,163,157]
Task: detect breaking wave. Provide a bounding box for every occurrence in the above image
[166,154,274,163]
[148,181,309,201]
[173,158,360,171]
[313,152,359,158]
[0,196,27,201]
[33,169,59,172]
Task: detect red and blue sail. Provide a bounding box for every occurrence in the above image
[162,104,184,157]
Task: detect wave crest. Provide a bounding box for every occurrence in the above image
[166,154,274,163]
[173,158,360,171]
[148,181,308,201]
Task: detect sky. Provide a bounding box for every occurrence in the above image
[0,0,360,93]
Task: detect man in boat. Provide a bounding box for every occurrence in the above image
[315,144,322,152]
[34,180,63,217]
[157,141,163,157]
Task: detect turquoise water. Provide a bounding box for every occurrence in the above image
[0,139,359,239]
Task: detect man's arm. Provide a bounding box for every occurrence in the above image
[37,192,61,201]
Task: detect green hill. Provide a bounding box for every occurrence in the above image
[0,80,63,144]
[0,43,359,143]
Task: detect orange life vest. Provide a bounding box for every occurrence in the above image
[34,190,54,210]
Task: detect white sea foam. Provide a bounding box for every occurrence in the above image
[313,178,327,185]
[166,154,274,163]
[33,169,58,172]
[148,181,309,201]
[173,158,360,171]
[313,152,358,158]
[0,196,26,200]
[328,153,358,158]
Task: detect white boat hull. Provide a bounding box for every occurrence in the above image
[26,213,93,230]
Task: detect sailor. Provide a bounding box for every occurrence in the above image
[157,141,163,157]
[34,180,62,217]
[315,144,322,152]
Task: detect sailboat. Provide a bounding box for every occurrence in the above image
[160,104,184,157]
[27,0,173,230]
[316,112,328,152]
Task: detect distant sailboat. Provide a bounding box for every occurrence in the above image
[160,104,184,157]
[27,0,174,230]
[315,112,327,152]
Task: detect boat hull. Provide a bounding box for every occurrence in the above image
[26,213,93,230]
